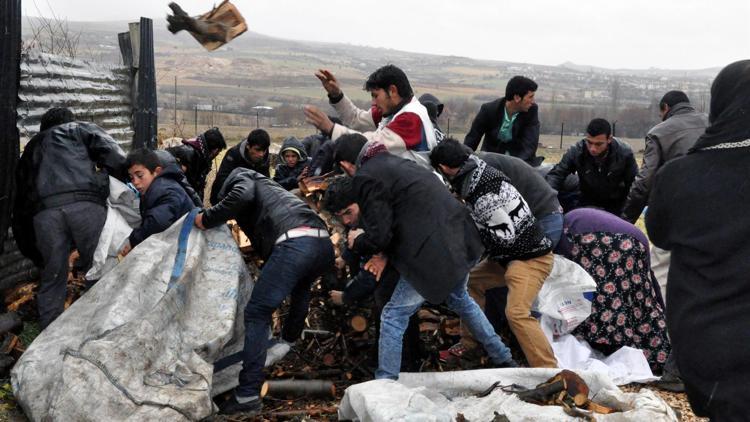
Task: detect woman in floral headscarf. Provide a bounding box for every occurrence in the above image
[555,207,670,372]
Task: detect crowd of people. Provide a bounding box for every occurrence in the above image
[11,58,749,420]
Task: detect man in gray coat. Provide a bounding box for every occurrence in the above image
[621,91,708,223]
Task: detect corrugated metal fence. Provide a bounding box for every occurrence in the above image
[16,52,134,149]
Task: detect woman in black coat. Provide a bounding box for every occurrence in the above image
[646,60,750,420]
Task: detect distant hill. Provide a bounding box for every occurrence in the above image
[21,16,717,137]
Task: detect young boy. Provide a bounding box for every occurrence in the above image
[120,148,196,256]
[273,136,310,190]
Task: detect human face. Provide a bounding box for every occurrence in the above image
[128,164,159,194]
[283,151,300,167]
[339,161,356,177]
[518,91,536,112]
[336,203,360,227]
[585,134,611,157]
[246,144,266,163]
[659,105,670,121]
[438,164,460,180]
[370,86,400,115]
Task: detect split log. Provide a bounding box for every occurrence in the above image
[0,312,22,335]
[166,1,247,51]
[349,315,368,333]
[0,250,24,267]
[0,268,40,291]
[260,379,335,398]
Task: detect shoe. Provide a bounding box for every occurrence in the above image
[438,342,473,363]
[264,339,292,367]
[218,395,262,415]
[493,358,520,369]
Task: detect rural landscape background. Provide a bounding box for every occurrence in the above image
[22,16,718,154]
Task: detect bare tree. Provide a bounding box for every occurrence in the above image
[23,0,81,59]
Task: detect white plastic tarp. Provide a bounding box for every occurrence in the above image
[338,368,678,421]
[12,209,253,421]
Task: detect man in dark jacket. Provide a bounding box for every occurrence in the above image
[300,116,341,177]
[546,118,638,215]
[12,107,127,329]
[333,134,517,380]
[646,60,750,420]
[195,168,333,416]
[167,127,226,201]
[621,91,709,223]
[431,139,557,368]
[273,136,310,190]
[209,129,271,205]
[464,76,543,166]
[323,177,422,372]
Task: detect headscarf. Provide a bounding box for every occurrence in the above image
[691,60,750,151]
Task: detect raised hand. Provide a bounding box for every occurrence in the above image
[315,69,342,97]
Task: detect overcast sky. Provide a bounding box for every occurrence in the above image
[27,0,749,70]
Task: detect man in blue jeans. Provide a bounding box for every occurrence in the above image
[195,168,334,415]
[332,134,518,380]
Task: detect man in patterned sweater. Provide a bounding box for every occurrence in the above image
[431,138,558,368]
[303,65,436,167]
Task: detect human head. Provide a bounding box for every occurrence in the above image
[323,176,360,227]
[419,93,444,124]
[659,90,691,121]
[364,64,413,115]
[430,138,470,179]
[40,107,75,131]
[333,133,368,176]
[203,127,226,159]
[584,118,613,157]
[505,76,538,113]
[126,148,162,194]
[280,137,304,168]
[245,129,270,163]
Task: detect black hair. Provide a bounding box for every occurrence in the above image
[40,107,75,131]
[586,118,612,137]
[505,76,538,100]
[126,148,162,172]
[246,128,270,150]
[333,133,368,164]
[659,90,690,110]
[322,176,357,214]
[429,138,470,169]
[364,64,414,99]
[203,127,226,151]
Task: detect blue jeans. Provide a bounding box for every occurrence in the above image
[235,236,334,397]
[538,211,564,250]
[376,276,512,379]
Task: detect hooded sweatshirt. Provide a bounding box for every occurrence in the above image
[274,136,310,190]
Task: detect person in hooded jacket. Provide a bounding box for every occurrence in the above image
[195,168,333,416]
[12,107,127,329]
[418,93,446,143]
[119,148,196,256]
[167,127,227,200]
[210,129,271,205]
[646,60,750,420]
[273,136,310,190]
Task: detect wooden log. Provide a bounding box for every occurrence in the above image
[349,315,367,333]
[0,250,24,267]
[0,258,35,279]
[0,312,22,335]
[0,268,39,291]
[260,379,335,398]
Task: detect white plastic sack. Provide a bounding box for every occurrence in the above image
[12,210,253,421]
[339,368,677,421]
[533,255,597,336]
[86,177,141,280]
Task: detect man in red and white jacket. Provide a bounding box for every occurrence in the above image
[304,65,437,167]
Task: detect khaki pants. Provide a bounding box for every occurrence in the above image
[461,253,558,368]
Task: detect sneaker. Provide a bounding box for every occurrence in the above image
[438,342,472,363]
[264,340,292,367]
[493,358,520,369]
[218,395,262,415]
